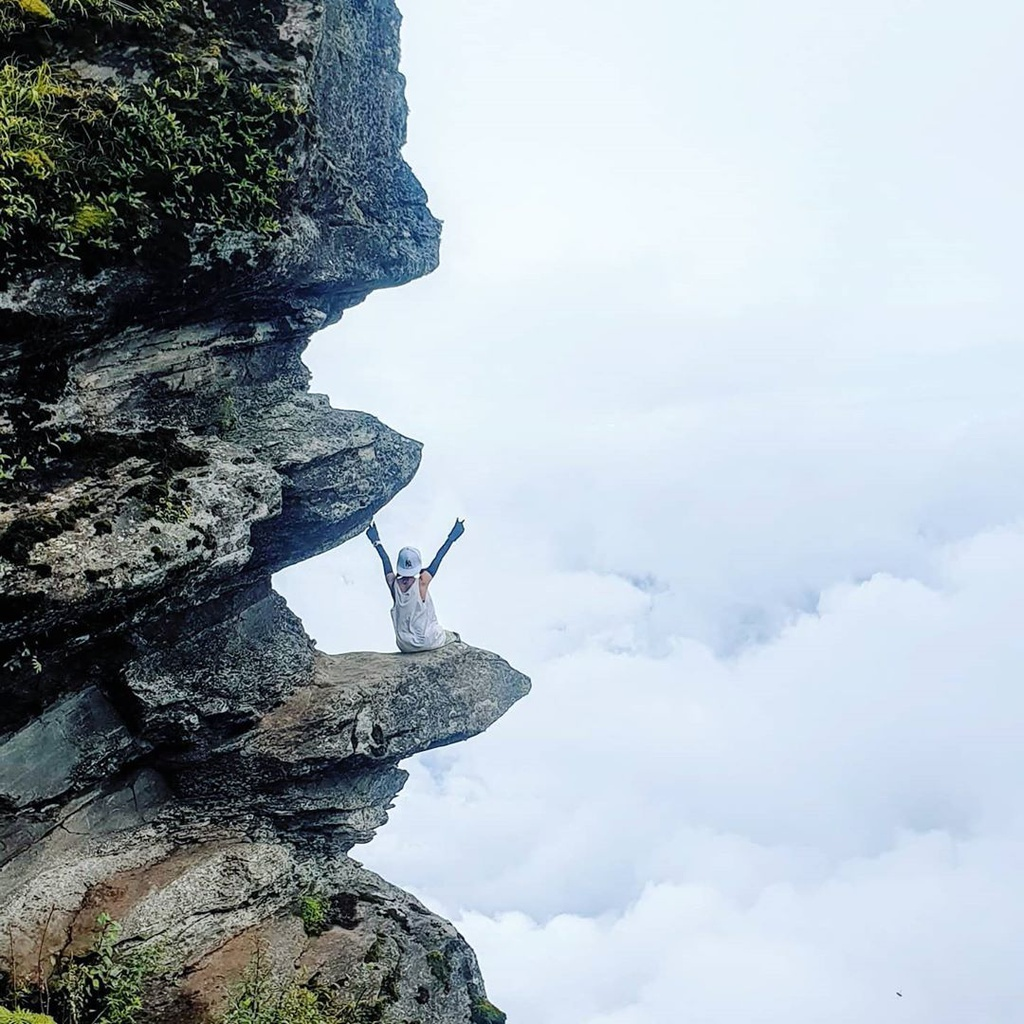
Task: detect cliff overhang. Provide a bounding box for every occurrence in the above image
[0,3,527,1022]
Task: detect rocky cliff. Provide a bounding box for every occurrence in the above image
[0,3,528,1022]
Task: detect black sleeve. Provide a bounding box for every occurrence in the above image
[373,542,394,576]
[426,536,455,577]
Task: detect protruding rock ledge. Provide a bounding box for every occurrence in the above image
[259,642,532,765]
[176,642,531,845]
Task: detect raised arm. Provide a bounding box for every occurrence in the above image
[366,521,394,589]
[424,518,465,579]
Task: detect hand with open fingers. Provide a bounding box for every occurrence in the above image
[448,518,465,542]
[366,521,380,544]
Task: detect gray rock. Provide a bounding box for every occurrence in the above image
[1,822,499,1024]
[175,641,531,847]
[251,643,532,769]
[0,686,139,813]
[0,0,526,1020]
[125,584,317,749]
[0,329,421,730]
[0,642,527,1020]
[0,0,432,714]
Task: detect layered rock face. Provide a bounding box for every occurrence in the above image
[0,2,529,1021]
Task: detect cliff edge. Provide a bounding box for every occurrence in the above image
[0,2,528,1022]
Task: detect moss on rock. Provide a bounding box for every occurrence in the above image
[471,999,507,1024]
[1,0,183,38]
[0,1010,59,1024]
[0,0,304,275]
[425,949,451,992]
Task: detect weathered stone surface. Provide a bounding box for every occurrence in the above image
[0,326,422,734]
[0,687,138,813]
[176,642,531,845]
[124,584,317,750]
[0,0,440,355]
[0,642,528,1020]
[249,643,531,770]
[0,0,525,1020]
[0,769,172,910]
[0,0,433,721]
[1,828,493,1024]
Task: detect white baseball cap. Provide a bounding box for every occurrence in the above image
[396,546,422,577]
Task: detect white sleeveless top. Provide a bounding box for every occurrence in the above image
[391,577,447,652]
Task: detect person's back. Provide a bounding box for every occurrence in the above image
[390,563,447,653]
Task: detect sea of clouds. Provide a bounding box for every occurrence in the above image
[276,1,1024,1020]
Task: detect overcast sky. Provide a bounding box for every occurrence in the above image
[276,1,1024,1020]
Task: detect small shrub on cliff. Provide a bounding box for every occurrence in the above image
[0,0,54,36]
[0,0,180,36]
[425,949,451,991]
[0,453,34,482]
[217,394,239,435]
[2,645,42,674]
[221,979,326,1024]
[49,914,159,1024]
[219,948,388,1024]
[470,999,507,1024]
[298,894,328,938]
[0,913,157,1024]
[220,946,332,1024]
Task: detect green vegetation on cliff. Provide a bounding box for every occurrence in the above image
[298,893,329,937]
[219,944,392,1024]
[0,0,303,271]
[471,999,508,1024]
[0,0,181,36]
[0,1008,58,1024]
[2,918,423,1024]
[0,914,158,1024]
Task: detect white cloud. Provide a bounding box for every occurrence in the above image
[285,521,1024,1020]
[461,831,1024,1023]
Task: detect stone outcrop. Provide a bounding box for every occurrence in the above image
[0,644,528,1021]
[0,1,529,1021]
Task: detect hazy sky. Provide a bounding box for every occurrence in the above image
[276,2,1024,1020]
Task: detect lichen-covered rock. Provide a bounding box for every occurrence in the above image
[0,643,528,1022]
[0,0,440,346]
[0,324,421,735]
[0,1,524,1020]
[0,0,436,720]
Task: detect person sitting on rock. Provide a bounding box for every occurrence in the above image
[366,518,465,652]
